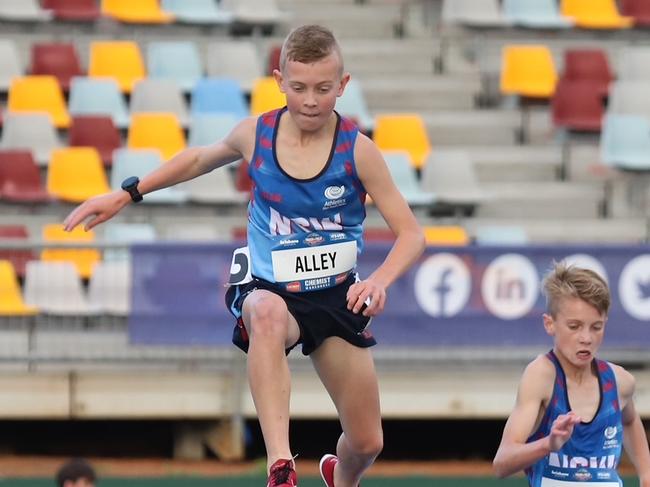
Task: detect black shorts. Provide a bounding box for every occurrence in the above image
[225,274,376,356]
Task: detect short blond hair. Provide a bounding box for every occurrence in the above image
[279,25,343,74]
[542,262,610,317]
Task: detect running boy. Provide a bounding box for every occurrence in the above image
[63,25,425,487]
[493,263,650,487]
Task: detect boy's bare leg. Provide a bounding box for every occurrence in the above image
[311,337,383,487]
[242,290,301,471]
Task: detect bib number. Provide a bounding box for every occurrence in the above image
[228,246,252,285]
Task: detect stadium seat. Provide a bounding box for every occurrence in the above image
[0,0,52,21]
[42,0,101,21]
[423,226,470,246]
[127,113,186,160]
[189,114,239,147]
[475,225,529,245]
[68,116,121,166]
[0,40,23,92]
[551,80,604,132]
[30,43,83,91]
[68,77,130,129]
[617,46,650,82]
[267,45,282,75]
[0,150,51,203]
[130,79,190,127]
[87,261,131,315]
[0,260,37,316]
[24,261,93,314]
[620,0,650,26]
[250,77,286,115]
[181,166,248,204]
[206,40,263,93]
[41,224,101,280]
[337,78,374,132]
[0,225,36,278]
[373,114,431,169]
[103,222,156,262]
[101,0,174,23]
[441,0,510,27]
[191,78,249,120]
[601,114,650,170]
[88,41,145,93]
[0,113,62,166]
[608,81,650,118]
[235,160,253,192]
[500,45,558,98]
[502,0,573,28]
[562,49,613,96]
[146,41,203,92]
[161,0,233,24]
[220,0,287,26]
[111,149,188,203]
[47,147,110,202]
[381,151,435,206]
[421,150,486,214]
[7,75,71,128]
[561,0,633,28]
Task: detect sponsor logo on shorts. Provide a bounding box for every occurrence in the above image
[304,233,325,246]
[324,185,345,199]
[286,281,302,292]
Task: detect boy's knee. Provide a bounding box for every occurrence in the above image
[349,431,383,458]
[247,293,289,338]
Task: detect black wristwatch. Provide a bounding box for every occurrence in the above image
[121,176,143,203]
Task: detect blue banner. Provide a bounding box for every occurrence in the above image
[129,243,650,349]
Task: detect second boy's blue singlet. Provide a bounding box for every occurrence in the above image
[526,350,623,487]
[245,107,367,293]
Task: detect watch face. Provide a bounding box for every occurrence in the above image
[122,176,139,190]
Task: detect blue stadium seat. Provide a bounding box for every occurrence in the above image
[191,77,248,120]
[337,78,374,132]
[146,41,203,92]
[601,114,650,170]
[382,151,435,207]
[189,114,239,147]
[161,0,233,24]
[502,0,573,28]
[68,77,130,129]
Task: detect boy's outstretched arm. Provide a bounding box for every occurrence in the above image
[493,359,581,478]
[349,134,425,317]
[63,118,255,232]
[619,368,650,487]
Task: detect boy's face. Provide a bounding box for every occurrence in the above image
[274,52,349,132]
[64,478,94,487]
[543,296,606,368]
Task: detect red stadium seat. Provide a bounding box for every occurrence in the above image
[0,150,51,203]
[552,80,604,132]
[0,225,36,278]
[235,160,253,192]
[620,0,650,26]
[68,115,121,166]
[562,49,613,96]
[42,0,101,21]
[267,45,281,75]
[30,42,83,91]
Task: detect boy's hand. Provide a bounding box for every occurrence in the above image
[63,191,131,232]
[548,412,581,452]
[346,277,386,317]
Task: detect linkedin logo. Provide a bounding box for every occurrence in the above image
[414,253,471,317]
[482,254,539,320]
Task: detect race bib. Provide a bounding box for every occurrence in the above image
[228,246,253,285]
[271,235,357,292]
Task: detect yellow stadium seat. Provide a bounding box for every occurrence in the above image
[0,260,37,316]
[500,45,558,98]
[7,76,71,128]
[424,226,470,246]
[47,147,110,203]
[250,77,286,115]
[88,41,145,93]
[102,0,174,23]
[372,114,431,169]
[41,224,101,279]
[127,113,186,160]
[561,0,633,28]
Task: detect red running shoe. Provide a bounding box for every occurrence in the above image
[267,458,298,487]
[319,454,337,487]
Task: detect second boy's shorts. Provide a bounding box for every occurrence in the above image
[225,273,376,356]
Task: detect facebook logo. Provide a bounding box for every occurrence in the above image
[481,254,539,320]
[415,254,471,317]
[619,254,650,320]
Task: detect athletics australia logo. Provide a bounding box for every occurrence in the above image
[323,185,347,210]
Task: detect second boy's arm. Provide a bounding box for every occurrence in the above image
[618,368,650,487]
[349,134,425,317]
